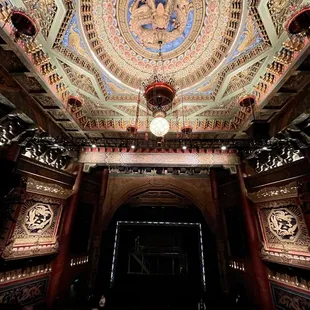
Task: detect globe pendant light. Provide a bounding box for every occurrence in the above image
[150,111,169,137]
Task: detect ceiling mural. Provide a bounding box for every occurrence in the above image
[86,0,240,89]
[0,0,309,139]
[62,13,92,61]
[228,14,263,62]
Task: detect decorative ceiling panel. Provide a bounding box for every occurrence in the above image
[23,0,58,39]
[223,59,265,97]
[255,110,276,121]
[69,132,86,138]
[0,0,308,138]
[33,95,58,108]
[267,0,303,36]
[114,105,148,117]
[14,76,45,93]
[59,60,98,97]
[0,49,29,73]
[264,94,293,109]
[81,0,242,89]
[279,74,310,93]
[48,109,69,121]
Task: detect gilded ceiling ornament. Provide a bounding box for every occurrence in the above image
[268,0,303,36]
[81,0,242,89]
[23,0,57,39]
[129,0,193,49]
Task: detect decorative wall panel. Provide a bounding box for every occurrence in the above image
[270,282,310,309]
[268,268,310,292]
[258,198,310,268]
[0,264,51,285]
[2,193,63,260]
[0,276,49,306]
[79,149,240,167]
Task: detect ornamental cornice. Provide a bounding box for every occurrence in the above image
[26,177,74,199]
[78,149,240,167]
[247,182,298,203]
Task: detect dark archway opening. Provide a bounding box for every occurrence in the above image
[95,196,225,309]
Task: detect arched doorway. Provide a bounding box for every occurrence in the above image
[95,189,222,310]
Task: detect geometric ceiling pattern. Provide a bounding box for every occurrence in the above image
[0,0,309,140]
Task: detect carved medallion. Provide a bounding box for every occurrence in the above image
[24,203,53,234]
[268,208,299,242]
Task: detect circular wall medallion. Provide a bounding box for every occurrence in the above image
[268,208,300,242]
[24,203,53,235]
[80,0,243,89]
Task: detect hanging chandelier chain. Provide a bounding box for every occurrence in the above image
[135,90,141,128]
[181,95,185,128]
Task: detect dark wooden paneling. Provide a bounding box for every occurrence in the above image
[16,156,75,187]
[245,159,310,191]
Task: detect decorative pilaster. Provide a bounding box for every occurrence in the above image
[89,168,109,288]
[209,169,229,294]
[236,165,273,310]
[46,163,84,307]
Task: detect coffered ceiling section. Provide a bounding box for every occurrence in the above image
[0,0,309,139]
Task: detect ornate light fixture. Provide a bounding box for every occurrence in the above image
[181,125,193,135]
[127,91,141,136]
[180,95,193,137]
[286,6,310,37]
[238,94,256,108]
[67,95,83,108]
[10,7,39,42]
[238,93,257,120]
[142,40,176,137]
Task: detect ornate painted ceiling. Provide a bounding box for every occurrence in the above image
[0,0,309,140]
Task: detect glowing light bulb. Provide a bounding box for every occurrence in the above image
[150,117,169,137]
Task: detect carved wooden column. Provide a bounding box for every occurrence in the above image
[46,163,84,307]
[89,168,109,288]
[209,169,229,294]
[236,165,273,310]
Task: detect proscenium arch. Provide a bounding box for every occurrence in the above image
[100,175,218,233]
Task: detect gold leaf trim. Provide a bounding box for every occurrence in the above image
[26,177,73,199]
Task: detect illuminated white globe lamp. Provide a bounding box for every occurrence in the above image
[150,111,170,137]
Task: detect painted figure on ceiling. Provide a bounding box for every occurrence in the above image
[68,21,87,57]
[129,0,193,49]
[236,16,259,56]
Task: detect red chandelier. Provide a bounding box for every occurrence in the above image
[286,7,310,37]
[10,8,39,42]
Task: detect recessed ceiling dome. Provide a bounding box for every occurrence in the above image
[79,0,244,90]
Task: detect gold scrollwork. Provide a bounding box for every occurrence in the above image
[26,177,74,199]
[248,182,298,203]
